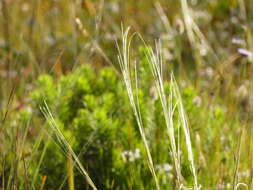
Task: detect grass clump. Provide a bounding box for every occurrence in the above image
[24,53,205,189]
[7,40,238,189]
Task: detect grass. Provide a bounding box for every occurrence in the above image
[117,27,161,190]
[40,101,97,190]
[1,0,253,189]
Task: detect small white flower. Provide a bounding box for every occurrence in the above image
[133,148,141,158]
[232,38,245,45]
[156,163,174,182]
[121,148,141,162]
[163,163,173,171]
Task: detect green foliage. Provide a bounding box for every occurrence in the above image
[31,64,136,189]
[0,0,252,189]
[27,57,237,189]
[32,75,57,107]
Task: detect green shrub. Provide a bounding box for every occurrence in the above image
[29,61,232,189]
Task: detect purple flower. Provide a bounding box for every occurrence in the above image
[238,48,253,57]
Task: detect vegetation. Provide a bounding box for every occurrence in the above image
[0,0,253,189]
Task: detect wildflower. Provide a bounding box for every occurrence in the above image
[121,148,141,162]
[163,163,173,172]
[133,148,140,158]
[156,163,173,173]
[232,38,245,45]
[238,48,253,57]
[156,163,174,182]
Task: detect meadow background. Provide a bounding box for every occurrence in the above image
[0,0,253,189]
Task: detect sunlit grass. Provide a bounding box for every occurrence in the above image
[0,0,253,189]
